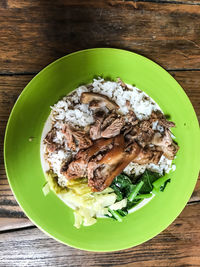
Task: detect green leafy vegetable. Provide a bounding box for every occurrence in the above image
[139,170,160,194]
[110,184,123,201]
[108,208,123,222]
[117,209,128,217]
[160,179,171,192]
[113,174,132,189]
[135,193,153,199]
[126,199,142,210]
[153,176,169,189]
[108,170,166,220]
[111,173,135,199]
[128,180,144,202]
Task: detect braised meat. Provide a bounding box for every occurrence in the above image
[101,117,124,138]
[150,110,175,128]
[62,159,88,180]
[44,128,58,153]
[62,124,76,151]
[83,93,125,140]
[127,110,139,126]
[88,139,142,192]
[90,111,125,140]
[101,112,117,129]
[89,110,106,140]
[60,92,179,192]
[62,134,158,192]
[71,129,93,150]
[62,124,93,151]
[124,110,179,159]
[151,130,178,160]
[90,119,102,140]
[133,148,163,165]
[61,137,114,180]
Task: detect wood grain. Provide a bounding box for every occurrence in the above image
[0,218,33,231]
[171,71,200,122]
[0,0,200,73]
[1,203,200,266]
[0,75,34,229]
[155,0,200,3]
[0,72,199,232]
[0,0,199,265]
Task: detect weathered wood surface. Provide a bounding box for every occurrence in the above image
[1,203,200,266]
[0,218,33,232]
[0,1,200,73]
[0,72,199,232]
[0,0,200,265]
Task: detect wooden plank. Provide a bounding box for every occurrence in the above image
[0,203,200,266]
[3,0,200,8]
[0,72,199,231]
[171,71,200,122]
[0,218,33,231]
[0,1,200,73]
[156,0,200,3]
[3,0,200,7]
[0,75,34,230]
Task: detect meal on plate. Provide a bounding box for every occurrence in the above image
[41,77,179,228]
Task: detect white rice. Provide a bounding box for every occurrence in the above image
[42,77,174,187]
[124,155,174,177]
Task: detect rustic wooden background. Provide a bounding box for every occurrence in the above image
[0,1,200,266]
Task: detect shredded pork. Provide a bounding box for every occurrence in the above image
[57,92,179,191]
[44,83,179,192]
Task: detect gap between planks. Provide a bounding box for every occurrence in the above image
[125,0,200,6]
[1,200,200,233]
[0,69,200,76]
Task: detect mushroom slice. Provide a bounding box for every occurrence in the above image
[81,92,119,110]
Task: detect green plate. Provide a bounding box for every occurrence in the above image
[4,48,200,251]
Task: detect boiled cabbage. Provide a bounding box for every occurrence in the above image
[109,198,127,210]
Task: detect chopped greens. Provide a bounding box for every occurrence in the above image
[117,209,128,217]
[128,180,144,202]
[126,199,142,210]
[110,184,123,201]
[160,179,171,192]
[108,170,171,222]
[139,170,160,194]
[153,176,170,189]
[111,173,136,199]
[135,193,153,199]
[108,208,123,222]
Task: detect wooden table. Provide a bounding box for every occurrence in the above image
[0,1,200,266]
